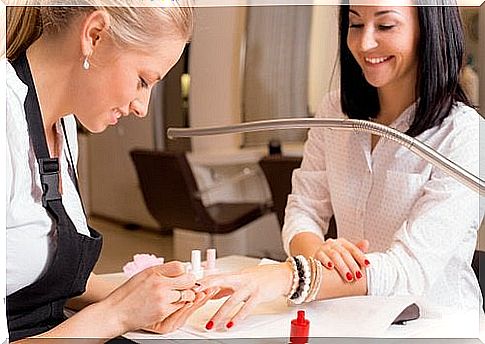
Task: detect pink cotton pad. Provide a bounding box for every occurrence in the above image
[123,254,164,278]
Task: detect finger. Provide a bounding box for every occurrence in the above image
[145,301,193,334]
[211,288,234,299]
[196,274,237,292]
[158,302,185,323]
[168,300,198,331]
[158,261,185,277]
[341,240,370,270]
[226,296,258,329]
[355,239,370,253]
[327,249,354,282]
[176,289,197,303]
[164,289,218,333]
[205,291,246,330]
[170,273,197,289]
[333,245,362,281]
[166,289,196,304]
[314,249,334,269]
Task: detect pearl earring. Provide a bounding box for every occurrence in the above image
[82,56,90,70]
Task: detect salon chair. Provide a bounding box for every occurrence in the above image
[472,250,485,310]
[131,150,280,260]
[258,155,337,240]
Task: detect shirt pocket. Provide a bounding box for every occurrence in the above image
[381,170,429,218]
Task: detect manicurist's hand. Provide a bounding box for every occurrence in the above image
[98,261,198,334]
[195,263,293,331]
[313,238,370,282]
[144,286,220,334]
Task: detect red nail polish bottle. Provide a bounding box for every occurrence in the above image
[290,310,310,344]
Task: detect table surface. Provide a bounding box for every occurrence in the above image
[100,255,485,342]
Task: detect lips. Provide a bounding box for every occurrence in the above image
[364,56,393,65]
[108,109,123,125]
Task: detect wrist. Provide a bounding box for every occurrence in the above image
[280,261,294,296]
[91,299,127,337]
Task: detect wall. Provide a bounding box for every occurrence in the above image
[189,7,247,153]
[189,6,339,153]
[308,6,339,114]
[86,114,159,228]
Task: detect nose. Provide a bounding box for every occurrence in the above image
[129,96,149,118]
[360,27,378,52]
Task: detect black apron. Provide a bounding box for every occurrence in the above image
[7,52,103,341]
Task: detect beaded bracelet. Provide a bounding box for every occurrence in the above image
[285,257,300,299]
[305,257,318,303]
[305,257,323,302]
[288,255,311,305]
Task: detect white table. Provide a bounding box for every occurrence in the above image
[100,256,485,343]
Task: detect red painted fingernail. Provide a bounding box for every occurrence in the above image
[327,262,333,268]
[365,259,370,266]
[205,321,214,330]
[356,271,362,279]
[226,321,234,329]
[346,272,353,281]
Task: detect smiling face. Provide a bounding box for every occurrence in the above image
[72,34,186,133]
[346,5,420,92]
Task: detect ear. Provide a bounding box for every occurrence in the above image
[80,10,111,57]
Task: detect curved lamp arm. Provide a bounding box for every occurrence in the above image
[167,118,485,196]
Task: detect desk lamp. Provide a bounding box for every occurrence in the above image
[167,118,485,196]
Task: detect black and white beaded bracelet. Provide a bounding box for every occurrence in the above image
[287,255,311,305]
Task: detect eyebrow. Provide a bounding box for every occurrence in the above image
[349,9,403,17]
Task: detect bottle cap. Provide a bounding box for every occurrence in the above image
[290,310,310,344]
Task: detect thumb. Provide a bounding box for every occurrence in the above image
[159,261,186,277]
[356,239,369,253]
[169,272,197,289]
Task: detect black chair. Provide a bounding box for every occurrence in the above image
[258,155,337,240]
[130,149,269,234]
[472,250,485,310]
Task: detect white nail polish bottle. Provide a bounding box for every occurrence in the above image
[191,249,203,280]
[204,248,219,276]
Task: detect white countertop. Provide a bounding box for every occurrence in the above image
[99,255,485,342]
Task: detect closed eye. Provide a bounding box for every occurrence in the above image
[138,77,149,89]
[378,24,395,31]
[349,23,364,29]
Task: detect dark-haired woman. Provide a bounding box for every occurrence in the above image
[194,3,484,331]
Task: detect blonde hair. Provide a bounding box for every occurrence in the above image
[7,0,193,61]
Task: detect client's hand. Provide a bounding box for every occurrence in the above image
[313,238,370,282]
[144,286,220,334]
[99,261,201,334]
[196,263,292,331]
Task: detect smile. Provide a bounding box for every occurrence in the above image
[364,56,392,64]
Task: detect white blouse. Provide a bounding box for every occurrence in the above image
[6,60,90,296]
[282,91,484,309]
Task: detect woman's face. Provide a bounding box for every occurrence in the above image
[73,32,186,133]
[346,5,420,91]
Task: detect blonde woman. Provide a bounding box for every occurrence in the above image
[6,1,215,341]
